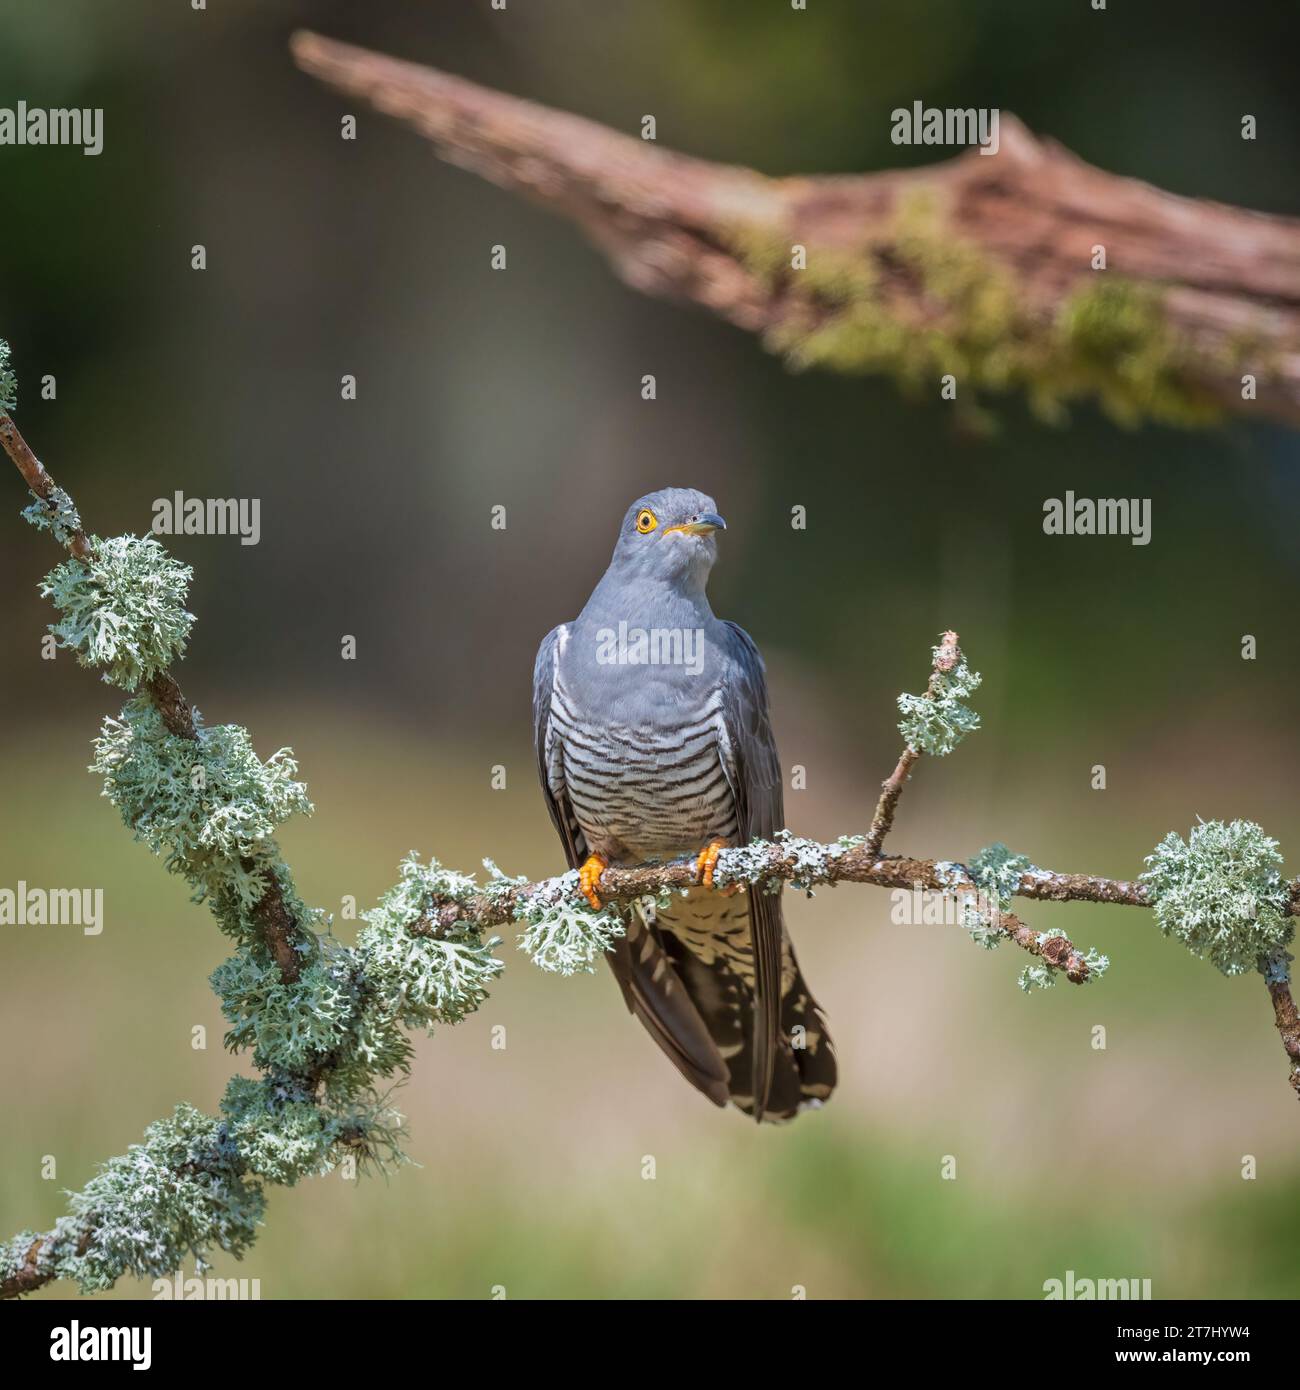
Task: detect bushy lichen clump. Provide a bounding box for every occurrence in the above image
[954,843,1022,954]
[219,1077,336,1186]
[212,950,353,1068]
[1141,819,1292,976]
[38,535,194,688]
[0,1082,413,1294]
[207,855,506,1169]
[968,842,1034,904]
[515,874,626,975]
[0,1106,265,1294]
[219,1075,406,1187]
[91,695,312,917]
[358,853,505,1017]
[897,649,981,756]
[1016,947,1108,995]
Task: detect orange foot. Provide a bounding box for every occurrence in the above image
[578,853,609,910]
[695,839,739,894]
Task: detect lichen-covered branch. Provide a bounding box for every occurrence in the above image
[290,31,1300,429]
[3,335,1298,1298]
[865,629,970,856]
[414,841,1108,940]
[412,838,1113,988]
[1,356,483,1296]
[11,415,314,983]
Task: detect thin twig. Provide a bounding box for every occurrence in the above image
[0,413,91,559]
[864,630,960,857]
[864,748,920,860]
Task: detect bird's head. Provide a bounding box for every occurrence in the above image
[608,487,726,589]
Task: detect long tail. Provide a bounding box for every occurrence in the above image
[608,892,836,1122]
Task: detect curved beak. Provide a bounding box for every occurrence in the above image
[670,512,727,536]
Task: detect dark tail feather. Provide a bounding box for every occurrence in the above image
[605,908,731,1108]
[661,931,837,1123]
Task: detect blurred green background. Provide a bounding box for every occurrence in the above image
[2,0,1299,1299]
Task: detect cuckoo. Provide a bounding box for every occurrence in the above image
[532,488,836,1121]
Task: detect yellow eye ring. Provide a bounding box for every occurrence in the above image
[635,509,658,534]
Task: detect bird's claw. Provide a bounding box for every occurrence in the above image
[578,853,609,911]
[695,839,738,894]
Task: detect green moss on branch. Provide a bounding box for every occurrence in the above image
[727,200,1230,429]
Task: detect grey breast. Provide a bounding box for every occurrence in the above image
[547,627,740,864]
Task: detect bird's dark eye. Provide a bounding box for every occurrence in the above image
[636,509,657,534]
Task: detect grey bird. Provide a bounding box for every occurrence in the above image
[532,487,836,1122]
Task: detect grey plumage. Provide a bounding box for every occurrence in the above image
[532,487,835,1122]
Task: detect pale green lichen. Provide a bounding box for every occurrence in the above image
[1140,819,1292,976]
[39,535,194,688]
[363,851,479,926]
[340,1000,413,1086]
[0,1230,42,1287]
[212,950,353,1069]
[40,1106,264,1293]
[516,879,626,975]
[219,1076,407,1185]
[91,695,313,918]
[22,485,82,548]
[358,854,503,1024]
[963,844,1109,989]
[709,830,864,896]
[0,337,15,412]
[1020,946,1111,993]
[1262,947,1293,987]
[959,891,1004,951]
[969,842,1035,904]
[219,1077,335,1185]
[897,644,982,756]
[1018,964,1057,993]
[780,831,863,894]
[358,924,502,1026]
[954,844,1018,954]
[1079,946,1110,981]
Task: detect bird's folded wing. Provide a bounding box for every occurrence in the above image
[609,908,730,1107]
[719,620,786,1121]
[532,624,586,867]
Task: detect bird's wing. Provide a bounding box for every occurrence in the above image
[532,625,586,869]
[532,624,730,1106]
[719,620,785,1121]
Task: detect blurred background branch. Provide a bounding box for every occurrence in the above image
[292,30,1300,430]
